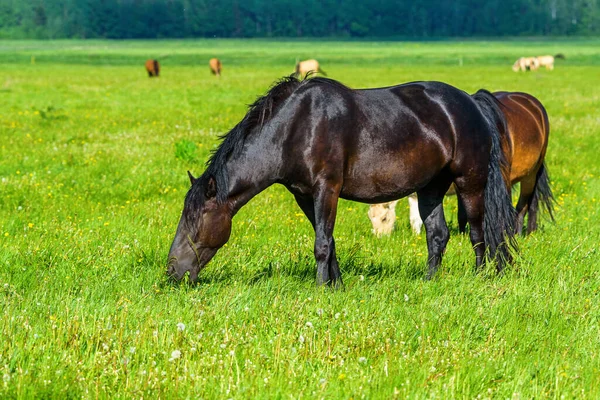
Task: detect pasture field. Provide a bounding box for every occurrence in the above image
[1,39,600,398]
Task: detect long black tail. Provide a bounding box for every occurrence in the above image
[318,67,327,76]
[472,89,518,271]
[528,162,555,232]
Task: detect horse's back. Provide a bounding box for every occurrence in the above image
[287,80,489,203]
[495,91,549,182]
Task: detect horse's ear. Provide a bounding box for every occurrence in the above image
[187,171,196,185]
[205,176,217,199]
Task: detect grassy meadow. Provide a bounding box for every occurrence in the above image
[1,39,600,398]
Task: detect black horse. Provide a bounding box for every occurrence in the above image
[167,76,517,285]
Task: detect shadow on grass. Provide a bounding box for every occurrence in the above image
[159,245,429,290]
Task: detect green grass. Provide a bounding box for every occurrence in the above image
[1,39,599,398]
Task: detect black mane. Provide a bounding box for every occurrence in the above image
[183,74,305,223]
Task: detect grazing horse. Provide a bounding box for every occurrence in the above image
[166,76,517,285]
[536,54,565,70]
[294,59,326,78]
[368,200,398,237]
[209,58,222,77]
[512,57,540,72]
[145,59,160,77]
[369,91,553,236]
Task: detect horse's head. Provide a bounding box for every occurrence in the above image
[368,201,398,237]
[166,172,232,283]
[512,60,520,72]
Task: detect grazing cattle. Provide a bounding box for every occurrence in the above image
[209,58,222,77]
[369,91,553,236]
[145,59,160,77]
[166,76,517,285]
[294,59,327,78]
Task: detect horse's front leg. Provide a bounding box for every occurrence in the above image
[312,182,343,287]
[417,177,452,279]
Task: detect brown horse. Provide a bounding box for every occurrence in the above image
[369,91,553,236]
[495,91,553,234]
[145,59,160,77]
[209,58,222,77]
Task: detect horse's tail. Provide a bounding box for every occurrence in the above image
[318,67,327,76]
[554,53,566,60]
[472,89,518,271]
[529,162,555,226]
[153,60,160,77]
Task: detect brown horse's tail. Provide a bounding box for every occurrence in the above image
[472,89,518,271]
[528,162,555,231]
[154,60,160,77]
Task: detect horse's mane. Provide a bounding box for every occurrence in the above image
[304,75,351,91]
[184,74,353,227]
[184,74,306,223]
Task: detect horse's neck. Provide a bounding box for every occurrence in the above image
[225,134,282,214]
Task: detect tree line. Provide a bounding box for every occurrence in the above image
[0,0,598,39]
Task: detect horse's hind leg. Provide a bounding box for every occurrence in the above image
[408,194,423,234]
[514,174,537,235]
[417,177,452,279]
[456,190,485,271]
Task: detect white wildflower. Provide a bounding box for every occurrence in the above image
[358,357,367,364]
[404,293,409,302]
[305,321,313,328]
[176,322,186,332]
[169,350,181,361]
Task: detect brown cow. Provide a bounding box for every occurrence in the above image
[145,59,160,77]
[294,59,327,78]
[209,58,222,77]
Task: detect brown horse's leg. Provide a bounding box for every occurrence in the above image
[515,174,537,235]
[417,177,452,279]
[457,191,485,271]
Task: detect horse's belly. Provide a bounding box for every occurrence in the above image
[340,154,445,204]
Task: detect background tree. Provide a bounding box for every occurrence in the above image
[0,0,598,39]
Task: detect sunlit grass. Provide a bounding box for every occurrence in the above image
[1,39,599,398]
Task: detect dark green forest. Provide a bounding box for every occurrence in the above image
[0,0,598,39]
